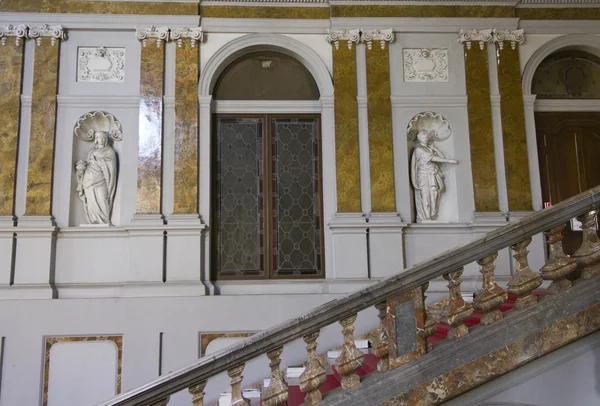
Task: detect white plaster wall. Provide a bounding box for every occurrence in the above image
[0,295,377,406]
[47,340,118,406]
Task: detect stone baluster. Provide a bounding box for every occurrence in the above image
[436,268,473,340]
[149,398,170,406]
[299,331,326,405]
[336,314,364,389]
[262,347,288,406]
[573,211,600,280]
[419,282,437,350]
[540,224,577,293]
[374,302,390,372]
[189,381,207,406]
[228,364,249,406]
[473,253,508,325]
[507,238,543,309]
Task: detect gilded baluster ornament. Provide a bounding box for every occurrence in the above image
[299,331,326,405]
[572,211,600,280]
[473,253,508,325]
[540,224,576,293]
[228,364,249,406]
[262,347,288,406]
[507,238,543,309]
[436,268,473,340]
[418,282,437,350]
[336,314,364,389]
[374,302,390,372]
[189,381,207,406]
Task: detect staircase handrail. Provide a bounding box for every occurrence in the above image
[98,186,600,406]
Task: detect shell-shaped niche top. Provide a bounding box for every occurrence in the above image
[74,111,123,142]
[406,111,452,142]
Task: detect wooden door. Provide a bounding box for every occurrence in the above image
[536,112,600,254]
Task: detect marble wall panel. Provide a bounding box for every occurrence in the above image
[379,302,600,405]
[173,43,199,214]
[516,7,600,20]
[199,6,329,19]
[333,42,361,213]
[43,335,123,406]
[136,44,165,215]
[366,46,395,213]
[331,5,515,18]
[497,43,532,212]
[0,0,197,14]
[26,40,60,216]
[464,44,499,212]
[0,42,25,216]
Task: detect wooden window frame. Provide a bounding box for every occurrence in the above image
[212,113,325,281]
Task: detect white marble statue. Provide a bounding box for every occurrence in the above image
[410,130,458,222]
[75,131,118,225]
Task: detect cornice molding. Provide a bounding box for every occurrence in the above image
[200,17,329,33]
[331,17,519,32]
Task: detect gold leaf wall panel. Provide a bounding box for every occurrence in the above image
[333,42,361,213]
[0,0,198,14]
[0,43,25,216]
[200,6,329,19]
[497,42,532,212]
[366,46,395,212]
[26,41,60,216]
[516,7,600,20]
[464,44,499,212]
[136,45,165,214]
[331,5,515,18]
[173,43,199,214]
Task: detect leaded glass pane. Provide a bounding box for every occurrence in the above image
[272,118,321,276]
[215,118,264,276]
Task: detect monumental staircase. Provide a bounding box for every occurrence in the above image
[97,186,600,406]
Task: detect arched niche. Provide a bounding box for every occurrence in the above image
[213,51,320,100]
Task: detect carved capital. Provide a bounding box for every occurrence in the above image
[362,28,395,50]
[0,24,28,46]
[170,27,204,48]
[326,29,361,49]
[136,26,170,47]
[28,24,67,47]
[457,28,493,50]
[493,29,525,50]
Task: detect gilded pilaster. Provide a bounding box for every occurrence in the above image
[365,29,395,212]
[494,30,532,212]
[172,28,202,214]
[136,27,167,214]
[327,30,361,213]
[25,25,66,216]
[0,26,27,216]
[459,29,499,212]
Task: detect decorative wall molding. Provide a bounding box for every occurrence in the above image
[326,28,394,49]
[213,100,322,113]
[457,28,493,50]
[201,17,329,33]
[136,26,170,47]
[492,28,525,49]
[170,27,204,48]
[534,99,600,112]
[330,18,518,33]
[390,95,468,108]
[28,24,67,46]
[0,24,27,46]
[74,111,123,142]
[326,28,361,49]
[57,95,140,108]
[77,47,126,83]
[403,48,449,83]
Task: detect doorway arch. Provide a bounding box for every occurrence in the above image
[198,34,335,283]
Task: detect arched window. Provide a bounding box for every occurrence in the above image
[212,51,323,280]
[532,50,600,99]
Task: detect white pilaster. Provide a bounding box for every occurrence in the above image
[198,95,214,293]
[320,95,337,278]
[368,213,406,279]
[355,44,371,214]
[523,94,543,211]
[329,213,368,279]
